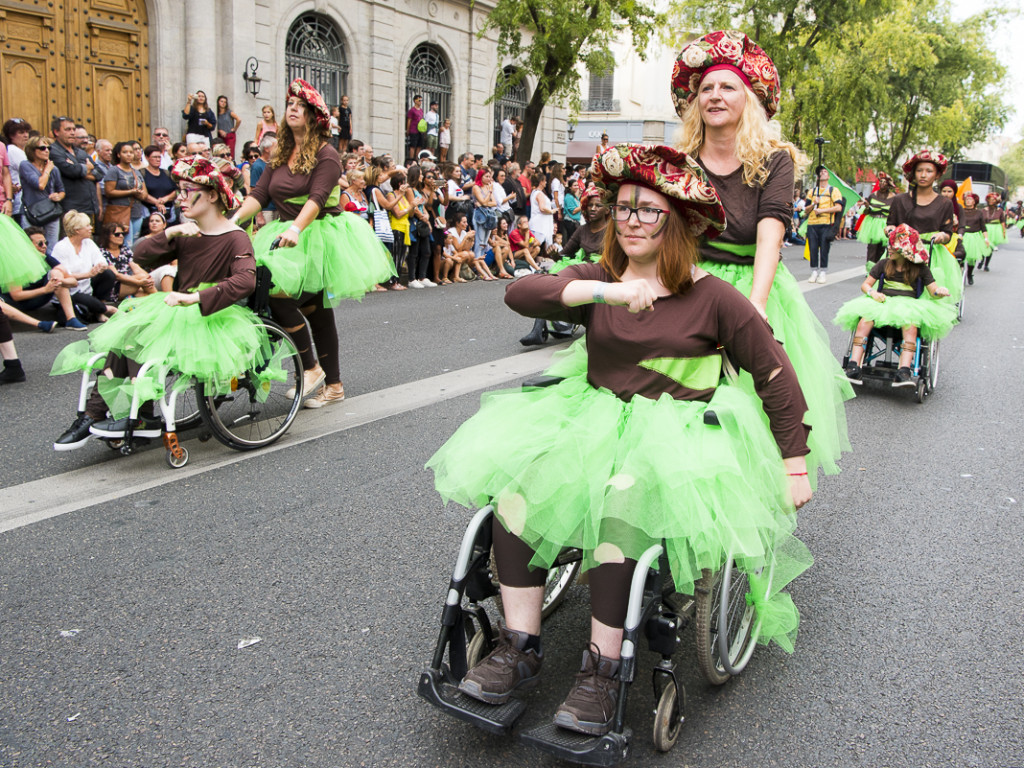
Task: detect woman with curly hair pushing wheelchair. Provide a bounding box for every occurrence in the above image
[428,144,814,738]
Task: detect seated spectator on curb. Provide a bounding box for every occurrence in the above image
[442,213,475,284]
[509,215,541,272]
[1,226,76,326]
[96,222,154,301]
[50,210,116,326]
[489,217,515,279]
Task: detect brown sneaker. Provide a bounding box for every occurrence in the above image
[458,624,543,705]
[553,644,620,736]
[304,383,345,409]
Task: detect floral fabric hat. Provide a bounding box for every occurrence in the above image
[590,144,726,239]
[887,224,928,264]
[985,192,1001,203]
[171,155,243,211]
[901,150,948,185]
[876,171,896,191]
[671,30,781,119]
[288,78,331,129]
[964,192,980,205]
[580,182,605,205]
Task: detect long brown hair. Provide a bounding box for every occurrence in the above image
[884,255,922,285]
[270,107,329,175]
[598,204,699,295]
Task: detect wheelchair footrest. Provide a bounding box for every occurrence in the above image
[418,668,526,735]
[519,722,631,767]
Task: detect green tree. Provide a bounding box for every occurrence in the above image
[479,0,662,162]
[1000,137,1024,195]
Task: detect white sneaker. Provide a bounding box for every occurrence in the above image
[816,272,827,284]
[408,280,424,289]
[808,271,819,283]
[421,279,437,287]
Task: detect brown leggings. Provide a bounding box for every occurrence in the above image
[491,516,636,629]
[269,291,340,384]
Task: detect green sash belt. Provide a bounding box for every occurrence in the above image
[639,354,722,391]
[285,185,342,210]
[706,240,757,258]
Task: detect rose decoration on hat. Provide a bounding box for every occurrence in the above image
[887,223,929,264]
[671,30,781,119]
[900,150,948,185]
[590,143,726,239]
[171,155,244,211]
[288,78,331,129]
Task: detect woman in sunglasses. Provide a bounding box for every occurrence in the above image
[96,223,155,301]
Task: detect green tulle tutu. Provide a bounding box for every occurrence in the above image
[51,294,274,417]
[699,260,853,483]
[834,293,958,341]
[0,213,48,289]
[923,242,962,303]
[427,362,812,652]
[961,231,990,265]
[985,222,1006,246]
[253,213,396,305]
[856,215,888,245]
[549,249,601,275]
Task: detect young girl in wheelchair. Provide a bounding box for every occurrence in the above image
[428,144,814,738]
[51,156,268,449]
[836,224,955,388]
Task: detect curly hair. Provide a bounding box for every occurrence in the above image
[675,85,807,188]
[270,107,329,176]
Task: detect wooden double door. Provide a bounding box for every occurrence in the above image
[0,0,150,141]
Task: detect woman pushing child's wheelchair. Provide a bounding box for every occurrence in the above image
[427,144,814,738]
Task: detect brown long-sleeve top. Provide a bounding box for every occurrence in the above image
[886,192,954,236]
[696,150,795,265]
[506,262,810,458]
[132,229,256,316]
[958,208,987,235]
[983,206,1005,226]
[247,143,343,221]
[560,221,608,258]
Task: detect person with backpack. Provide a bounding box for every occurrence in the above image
[806,165,843,284]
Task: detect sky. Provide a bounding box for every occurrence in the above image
[953,6,1023,141]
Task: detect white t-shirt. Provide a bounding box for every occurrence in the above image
[425,110,440,136]
[500,119,514,149]
[439,128,451,148]
[51,237,107,295]
[7,144,27,213]
[549,178,565,211]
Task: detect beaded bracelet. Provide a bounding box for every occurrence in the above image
[787,472,808,477]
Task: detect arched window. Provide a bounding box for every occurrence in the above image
[285,13,349,109]
[406,43,452,127]
[493,66,528,149]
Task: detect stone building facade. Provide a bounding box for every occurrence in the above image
[0,0,568,161]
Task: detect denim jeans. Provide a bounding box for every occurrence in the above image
[806,224,833,270]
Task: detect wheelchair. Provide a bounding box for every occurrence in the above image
[419,391,776,765]
[842,324,939,403]
[70,265,303,468]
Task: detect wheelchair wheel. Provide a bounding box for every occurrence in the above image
[487,547,581,621]
[958,269,967,320]
[167,373,201,431]
[652,680,684,752]
[196,320,303,450]
[694,561,757,685]
[466,625,494,669]
[927,339,940,391]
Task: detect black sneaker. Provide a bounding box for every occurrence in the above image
[892,367,914,388]
[967,275,974,285]
[458,624,543,705]
[845,363,863,385]
[90,415,163,439]
[0,359,26,384]
[54,415,97,451]
[553,644,620,736]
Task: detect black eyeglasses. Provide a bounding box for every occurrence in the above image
[609,204,669,225]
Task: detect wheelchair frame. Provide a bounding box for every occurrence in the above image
[68,266,304,467]
[842,325,939,403]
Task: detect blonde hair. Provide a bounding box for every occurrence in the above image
[270,107,328,175]
[25,135,51,158]
[675,85,808,187]
[346,169,364,185]
[62,210,91,236]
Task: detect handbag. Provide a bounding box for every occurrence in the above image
[414,217,431,238]
[102,204,132,227]
[25,197,63,226]
[367,187,394,244]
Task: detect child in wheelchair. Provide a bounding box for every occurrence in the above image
[835,224,955,388]
[427,144,814,739]
[51,156,270,450]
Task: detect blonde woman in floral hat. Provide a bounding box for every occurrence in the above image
[428,144,813,737]
[670,29,853,485]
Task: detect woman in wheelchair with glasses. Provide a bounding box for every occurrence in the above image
[836,224,955,388]
[427,144,814,738]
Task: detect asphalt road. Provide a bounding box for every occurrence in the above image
[1,235,1022,767]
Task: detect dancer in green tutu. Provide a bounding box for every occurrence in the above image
[670,29,854,484]
[857,171,898,268]
[958,193,990,286]
[230,78,395,409]
[885,150,961,304]
[981,192,1006,271]
[837,224,955,388]
[429,144,813,737]
[51,156,268,450]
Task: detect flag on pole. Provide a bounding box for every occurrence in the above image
[957,176,973,206]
